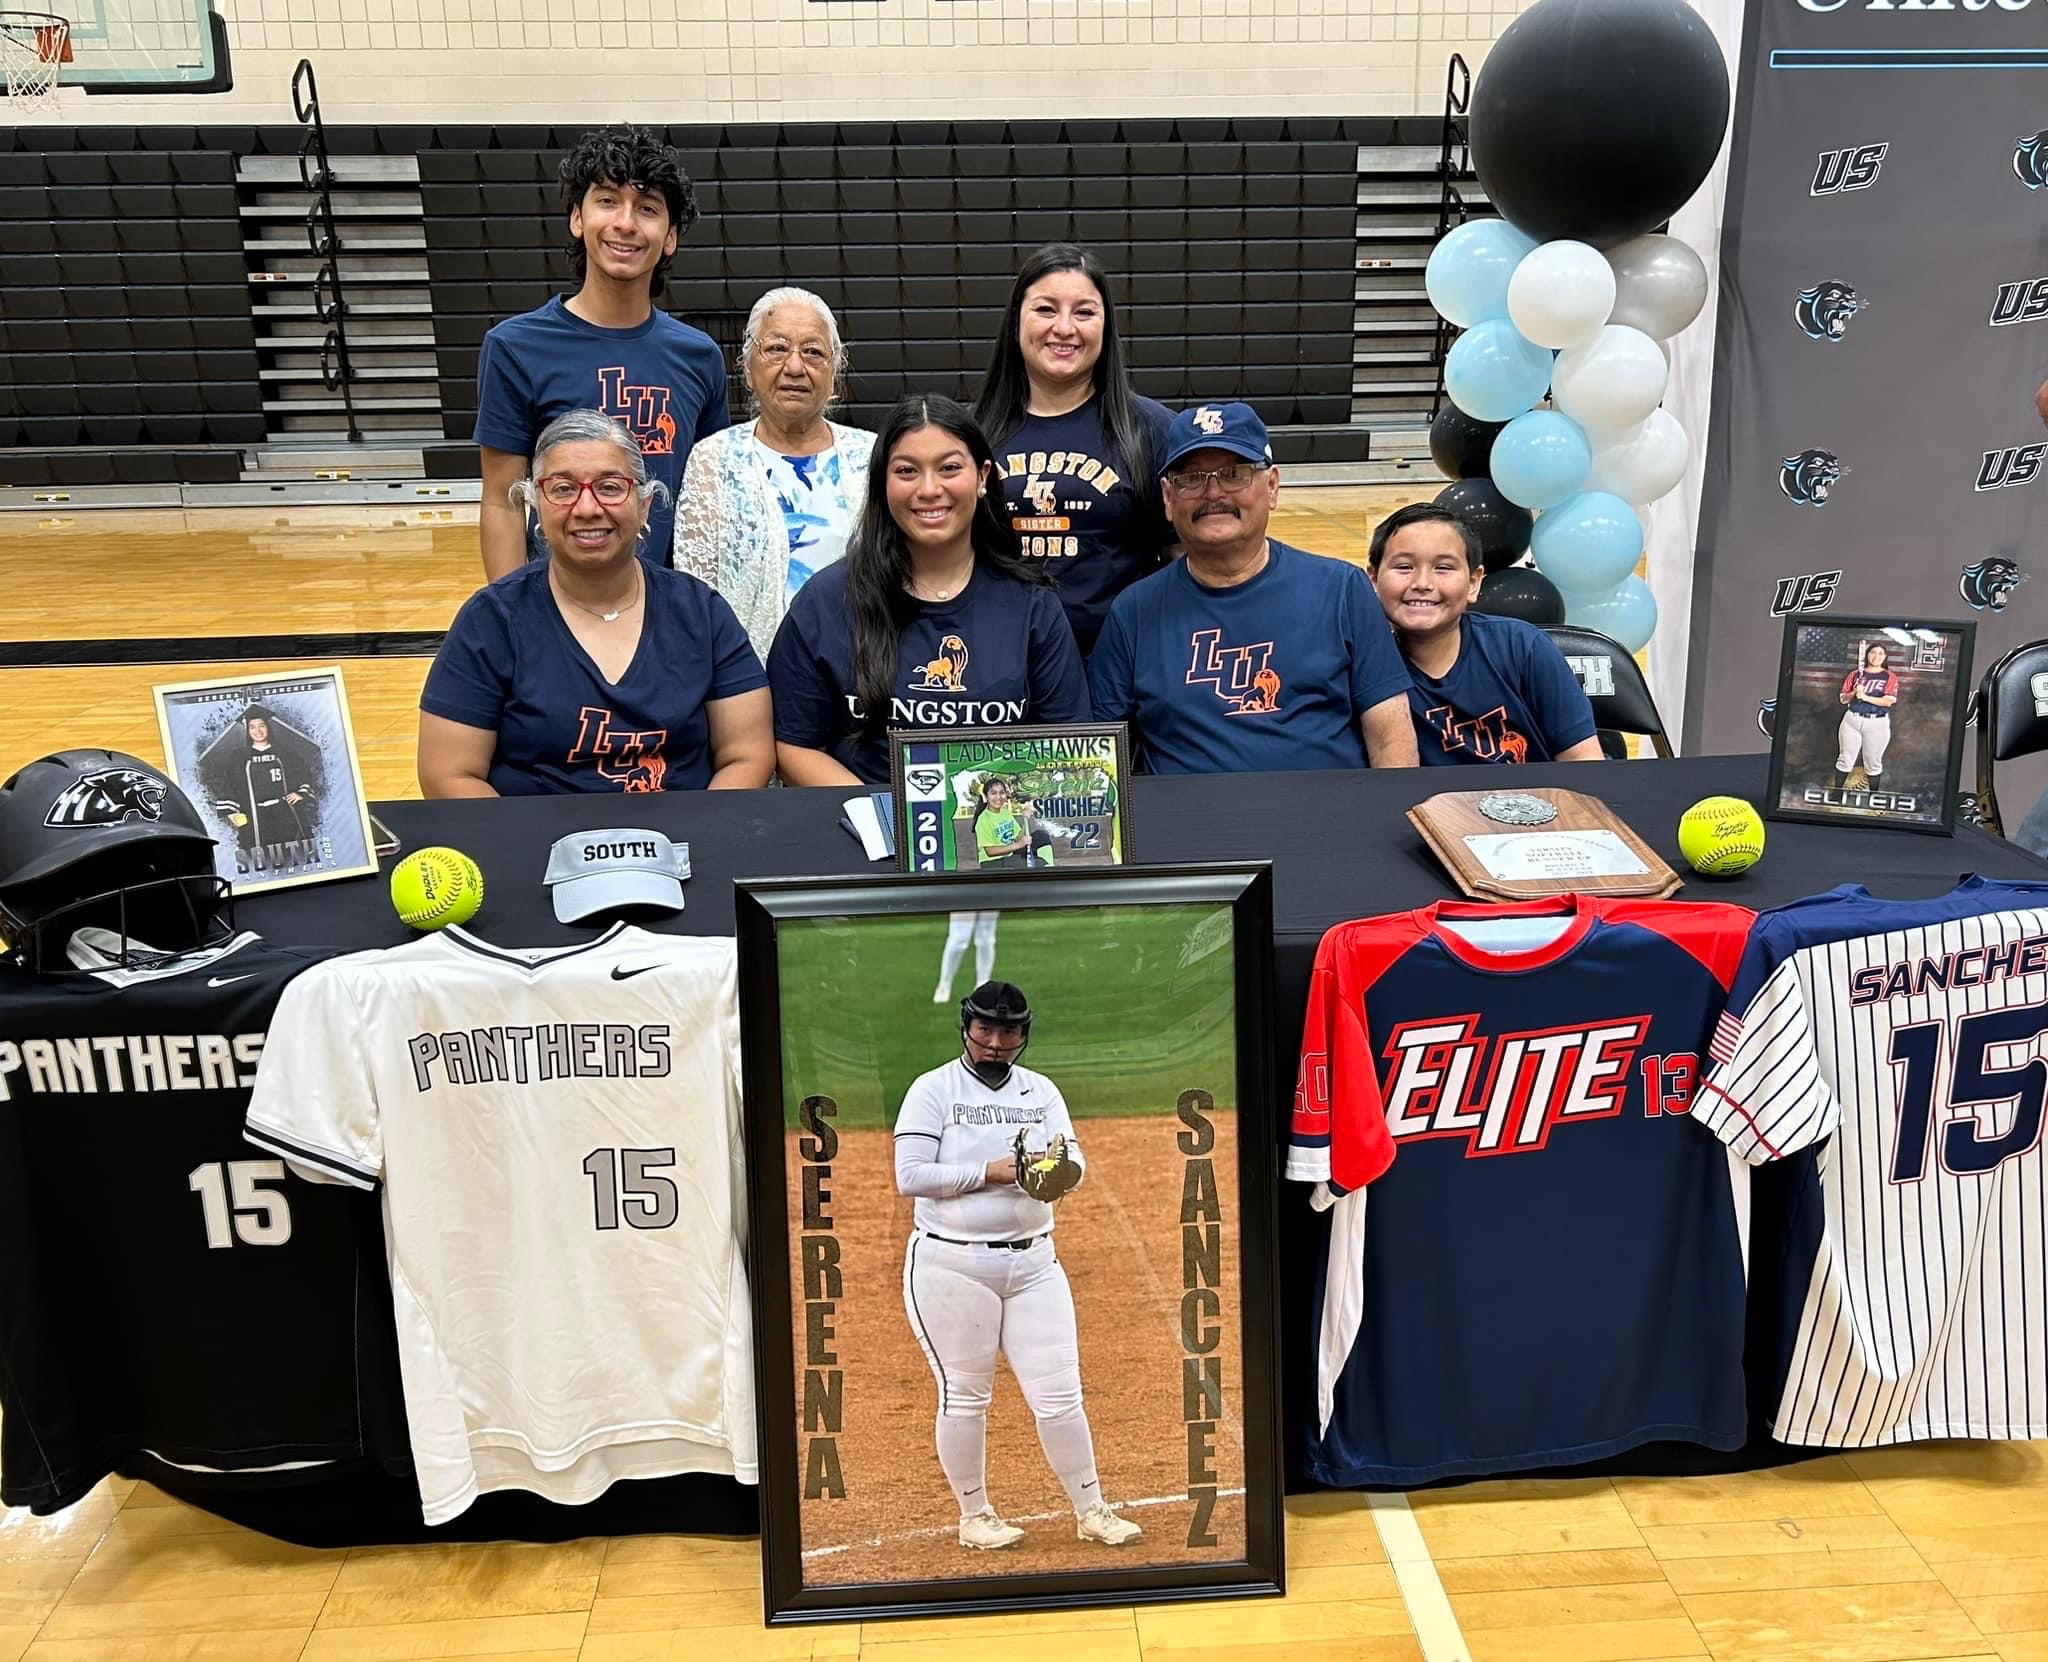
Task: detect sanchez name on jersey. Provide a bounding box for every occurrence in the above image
[1701,877,2048,1446]
[245,922,757,1524]
[0,932,387,1514]
[1288,896,1755,1486]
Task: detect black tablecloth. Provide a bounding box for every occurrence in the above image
[166,758,2042,1545]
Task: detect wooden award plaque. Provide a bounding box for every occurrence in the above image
[1408,787,1682,901]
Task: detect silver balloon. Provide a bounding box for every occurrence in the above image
[1606,234,1709,341]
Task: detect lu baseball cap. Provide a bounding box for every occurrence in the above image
[543,828,691,924]
[1158,401,1274,475]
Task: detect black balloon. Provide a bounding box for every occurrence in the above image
[1429,403,1506,482]
[1468,0,1731,248]
[1474,565,1566,628]
[1433,477,1533,573]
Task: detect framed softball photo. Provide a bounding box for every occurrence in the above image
[889,723,1133,875]
[735,865,1283,1624]
[151,667,380,895]
[1762,616,1975,837]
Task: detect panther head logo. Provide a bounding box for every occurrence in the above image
[2017,130,2048,192]
[1780,448,1844,507]
[43,767,169,829]
[1758,697,1778,738]
[1959,557,2028,612]
[1794,281,1867,342]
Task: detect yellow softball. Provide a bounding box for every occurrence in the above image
[1677,797,1766,877]
[390,847,485,930]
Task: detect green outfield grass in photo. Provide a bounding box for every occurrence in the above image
[776,902,1239,1129]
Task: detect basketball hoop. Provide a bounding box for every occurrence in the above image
[0,11,72,113]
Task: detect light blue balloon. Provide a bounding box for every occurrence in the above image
[1443,319,1554,423]
[1490,410,1592,510]
[1530,490,1643,592]
[1563,574,1659,654]
[1425,217,1539,328]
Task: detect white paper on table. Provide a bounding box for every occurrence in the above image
[842,795,892,862]
[1461,829,1650,881]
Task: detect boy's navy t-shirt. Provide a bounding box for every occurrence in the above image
[767,559,1091,787]
[991,393,1174,654]
[420,561,764,796]
[1405,610,1599,765]
[473,296,729,562]
[1088,540,1411,774]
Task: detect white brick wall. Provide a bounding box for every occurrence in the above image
[41,0,1537,123]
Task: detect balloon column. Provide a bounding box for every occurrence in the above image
[1426,0,1729,656]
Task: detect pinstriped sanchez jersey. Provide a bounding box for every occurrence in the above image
[1699,878,2048,1446]
[244,923,757,1524]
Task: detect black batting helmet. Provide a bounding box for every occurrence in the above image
[0,749,228,970]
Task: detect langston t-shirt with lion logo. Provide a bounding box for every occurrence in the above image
[766,559,1090,786]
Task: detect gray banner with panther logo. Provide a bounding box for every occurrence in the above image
[1688,0,2047,826]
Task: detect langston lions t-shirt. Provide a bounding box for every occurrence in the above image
[767,558,1090,786]
[991,394,1174,654]
[1405,611,1598,766]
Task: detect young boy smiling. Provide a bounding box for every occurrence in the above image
[1368,503,1604,766]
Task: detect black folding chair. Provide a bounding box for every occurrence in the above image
[1542,625,1675,759]
[1971,637,2048,839]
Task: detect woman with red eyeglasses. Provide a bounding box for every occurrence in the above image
[418,409,774,797]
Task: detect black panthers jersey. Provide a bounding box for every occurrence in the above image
[0,932,390,1513]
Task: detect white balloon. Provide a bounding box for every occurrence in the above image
[1506,239,1616,350]
[1550,325,1669,432]
[1606,234,1709,341]
[1583,408,1691,505]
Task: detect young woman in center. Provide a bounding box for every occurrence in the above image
[768,395,1090,788]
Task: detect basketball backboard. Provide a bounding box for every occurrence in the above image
[60,0,230,92]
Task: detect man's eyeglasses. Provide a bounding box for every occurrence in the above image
[537,473,636,508]
[756,341,832,366]
[1165,462,1267,497]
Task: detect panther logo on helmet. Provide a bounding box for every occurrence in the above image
[43,768,169,829]
[1794,281,1867,343]
[1780,448,1844,508]
[2016,130,2048,193]
[1959,557,2028,613]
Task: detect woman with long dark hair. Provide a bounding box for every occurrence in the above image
[769,395,1090,787]
[975,244,1175,657]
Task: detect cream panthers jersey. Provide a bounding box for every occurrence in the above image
[245,923,755,1524]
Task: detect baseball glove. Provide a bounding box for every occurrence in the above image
[1013,1130,1082,1204]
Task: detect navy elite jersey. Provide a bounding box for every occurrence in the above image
[1287,896,1754,1486]
[1702,876,2048,1446]
[0,932,389,1513]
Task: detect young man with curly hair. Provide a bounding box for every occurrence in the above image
[474,124,730,579]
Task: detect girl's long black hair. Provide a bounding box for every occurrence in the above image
[974,243,1157,490]
[848,395,1048,730]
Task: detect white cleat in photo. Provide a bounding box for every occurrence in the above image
[932,984,953,1004]
[958,1509,1025,1549]
[1075,1504,1142,1546]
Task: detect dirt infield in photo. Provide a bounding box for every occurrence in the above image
[783,1111,1245,1587]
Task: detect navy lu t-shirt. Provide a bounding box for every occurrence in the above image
[473,296,729,562]
[1089,541,1412,774]
[767,559,1091,787]
[1407,611,1599,765]
[991,393,1174,654]
[420,561,765,795]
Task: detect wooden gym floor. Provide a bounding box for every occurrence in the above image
[3,496,2046,1662]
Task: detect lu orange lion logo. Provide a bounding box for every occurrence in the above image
[1236,666,1282,714]
[910,635,970,692]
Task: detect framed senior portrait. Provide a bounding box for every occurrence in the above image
[736,865,1283,1624]
[889,723,1134,875]
[1763,615,1975,837]
[151,667,380,895]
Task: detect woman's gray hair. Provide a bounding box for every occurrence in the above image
[740,286,849,416]
[509,408,672,514]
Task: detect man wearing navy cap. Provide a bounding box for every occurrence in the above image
[1087,403,1418,774]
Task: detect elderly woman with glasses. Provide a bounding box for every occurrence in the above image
[418,408,773,797]
[672,287,876,660]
